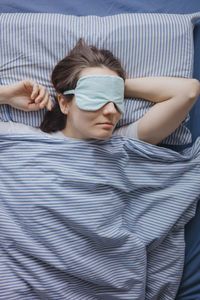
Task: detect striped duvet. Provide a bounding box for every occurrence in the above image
[0,134,200,299]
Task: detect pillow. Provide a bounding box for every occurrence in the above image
[0,12,200,144]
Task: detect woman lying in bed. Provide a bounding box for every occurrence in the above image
[0,38,199,144]
[0,39,200,300]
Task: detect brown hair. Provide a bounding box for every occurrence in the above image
[40,38,126,133]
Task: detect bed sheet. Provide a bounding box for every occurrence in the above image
[0,0,199,15]
[0,0,200,299]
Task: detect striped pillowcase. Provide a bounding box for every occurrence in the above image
[0,12,200,144]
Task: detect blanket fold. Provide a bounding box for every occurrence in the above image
[0,135,200,299]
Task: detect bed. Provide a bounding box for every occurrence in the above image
[0,0,200,299]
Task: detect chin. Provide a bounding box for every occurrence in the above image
[94,133,112,140]
[90,128,114,140]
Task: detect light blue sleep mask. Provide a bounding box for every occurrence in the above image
[63,75,125,114]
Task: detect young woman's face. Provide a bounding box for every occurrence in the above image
[59,67,122,140]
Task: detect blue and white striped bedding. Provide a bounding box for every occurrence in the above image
[0,12,200,145]
[0,134,200,299]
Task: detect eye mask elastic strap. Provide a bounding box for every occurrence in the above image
[63,90,75,95]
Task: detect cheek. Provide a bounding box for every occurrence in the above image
[117,112,122,120]
[75,110,96,128]
[115,112,122,124]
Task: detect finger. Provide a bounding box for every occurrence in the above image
[47,97,53,111]
[42,96,53,111]
[31,83,39,100]
[39,93,50,109]
[34,86,46,103]
[27,102,41,111]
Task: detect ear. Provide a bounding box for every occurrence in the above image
[57,94,71,115]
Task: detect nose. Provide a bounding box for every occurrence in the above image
[102,102,118,114]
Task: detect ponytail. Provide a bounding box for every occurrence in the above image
[40,98,67,133]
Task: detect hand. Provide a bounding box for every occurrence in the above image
[7,79,53,112]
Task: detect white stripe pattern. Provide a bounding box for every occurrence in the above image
[0,134,200,299]
[0,12,200,144]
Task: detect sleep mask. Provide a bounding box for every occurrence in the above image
[63,75,125,113]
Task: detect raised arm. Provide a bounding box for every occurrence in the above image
[0,79,52,112]
[124,77,200,144]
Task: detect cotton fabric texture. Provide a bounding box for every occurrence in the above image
[0,12,200,144]
[0,134,200,299]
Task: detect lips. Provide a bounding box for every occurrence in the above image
[97,121,114,126]
[97,122,114,129]
[101,122,113,125]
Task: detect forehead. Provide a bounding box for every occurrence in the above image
[79,66,118,78]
